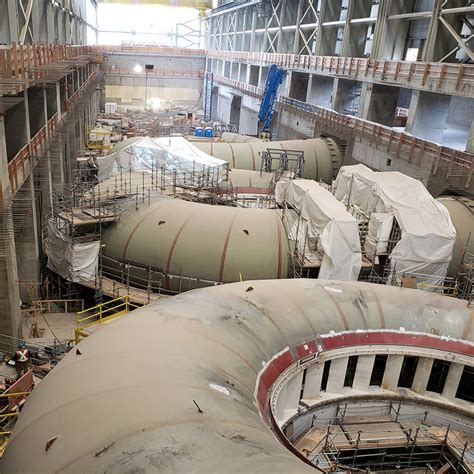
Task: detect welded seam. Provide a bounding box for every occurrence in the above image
[322,286,349,330]
[122,207,161,261]
[284,293,317,335]
[309,139,320,181]
[229,143,236,168]
[249,144,256,170]
[219,211,238,283]
[165,212,196,289]
[462,309,473,340]
[369,287,386,328]
[276,217,283,279]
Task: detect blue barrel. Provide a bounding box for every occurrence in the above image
[195,127,204,137]
[204,127,214,138]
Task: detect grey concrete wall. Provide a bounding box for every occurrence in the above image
[5,102,28,161]
[249,65,259,86]
[366,84,400,127]
[334,79,362,116]
[308,75,334,108]
[289,72,309,102]
[411,91,450,145]
[28,87,46,137]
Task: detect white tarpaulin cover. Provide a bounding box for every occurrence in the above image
[46,222,100,283]
[333,165,456,285]
[276,179,362,280]
[96,136,228,183]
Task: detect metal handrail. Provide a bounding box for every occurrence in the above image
[75,295,140,344]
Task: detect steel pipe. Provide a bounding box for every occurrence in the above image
[438,196,474,276]
[101,195,289,291]
[194,137,342,183]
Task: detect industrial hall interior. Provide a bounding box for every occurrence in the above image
[0,0,474,472]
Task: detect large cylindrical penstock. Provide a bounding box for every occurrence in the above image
[101,195,289,291]
[438,196,474,276]
[194,136,342,183]
[2,280,470,472]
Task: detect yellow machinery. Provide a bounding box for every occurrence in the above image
[87,128,113,151]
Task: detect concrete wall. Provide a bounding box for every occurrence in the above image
[103,52,205,110]
[308,75,334,108]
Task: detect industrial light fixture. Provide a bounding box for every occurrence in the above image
[133,64,143,74]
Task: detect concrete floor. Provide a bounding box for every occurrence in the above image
[22,312,77,346]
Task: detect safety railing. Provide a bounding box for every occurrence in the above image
[3,67,98,207]
[103,45,206,56]
[104,67,204,78]
[34,299,85,314]
[75,295,140,344]
[6,112,58,201]
[207,50,474,96]
[0,43,98,80]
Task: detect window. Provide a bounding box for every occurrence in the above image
[320,360,331,392]
[343,356,358,388]
[397,356,419,389]
[426,360,450,394]
[370,355,388,386]
[456,366,474,403]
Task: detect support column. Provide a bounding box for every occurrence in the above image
[240,8,247,51]
[357,83,372,119]
[56,81,62,120]
[0,116,22,343]
[302,362,324,399]
[276,0,287,53]
[382,355,404,391]
[276,371,304,424]
[15,178,40,304]
[7,0,20,43]
[467,121,474,153]
[249,8,257,52]
[411,358,434,395]
[43,89,54,212]
[24,90,32,152]
[442,363,464,402]
[326,357,348,393]
[352,355,376,391]
[293,0,304,55]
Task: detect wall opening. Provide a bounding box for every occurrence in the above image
[397,356,419,389]
[370,354,388,386]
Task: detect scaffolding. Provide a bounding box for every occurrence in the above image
[295,403,473,473]
[260,148,305,181]
[458,233,474,305]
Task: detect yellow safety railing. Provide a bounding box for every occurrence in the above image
[75,296,140,344]
[416,281,459,297]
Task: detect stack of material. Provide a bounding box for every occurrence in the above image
[276,179,362,281]
[333,164,456,285]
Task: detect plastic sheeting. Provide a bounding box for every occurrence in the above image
[276,179,362,280]
[96,136,228,183]
[46,222,100,283]
[333,165,456,285]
